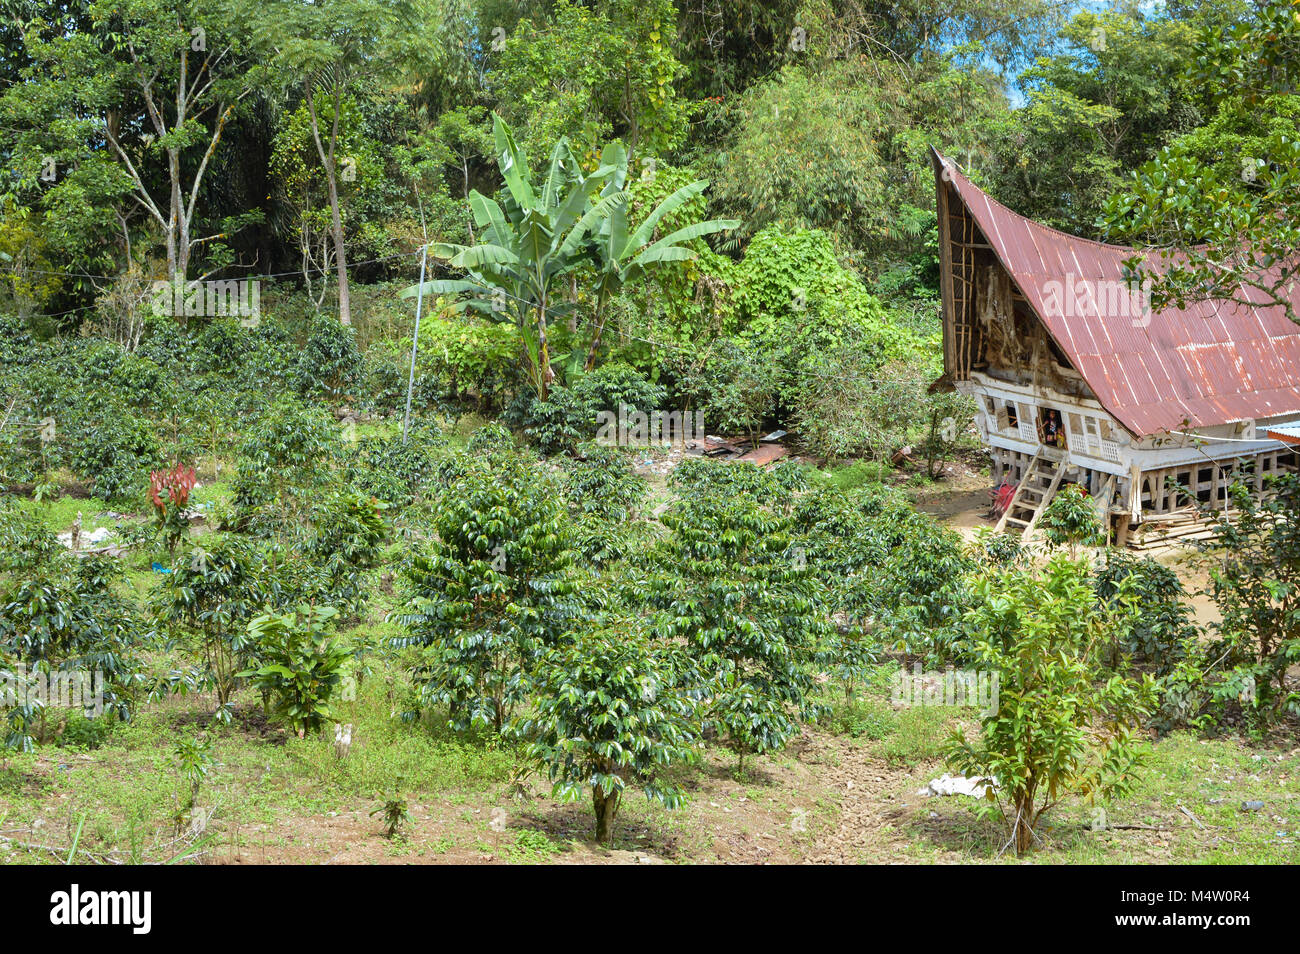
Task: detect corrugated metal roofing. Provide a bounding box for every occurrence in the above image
[934,151,1300,437]
[1267,422,1300,444]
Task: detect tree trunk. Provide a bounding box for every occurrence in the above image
[583,315,606,371]
[171,150,189,284]
[1014,793,1035,854]
[306,85,351,326]
[583,286,613,371]
[324,163,351,325]
[536,294,551,400]
[592,785,620,844]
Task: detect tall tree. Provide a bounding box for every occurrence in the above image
[1104,0,1300,321]
[1,0,265,286]
[404,115,623,398]
[583,141,737,369]
[494,0,690,163]
[992,8,1200,236]
[252,0,432,325]
[708,57,1007,260]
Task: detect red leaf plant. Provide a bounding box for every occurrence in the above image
[150,463,197,513]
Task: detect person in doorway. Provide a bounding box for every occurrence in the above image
[1041,408,1065,448]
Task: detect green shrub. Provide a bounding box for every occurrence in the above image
[876,517,975,662]
[1094,553,1198,674]
[358,348,407,411]
[392,454,579,733]
[156,535,266,712]
[946,557,1155,854]
[1040,484,1104,553]
[67,408,162,502]
[307,491,389,615]
[0,548,144,749]
[241,604,352,736]
[691,337,780,447]
[1203,473,1300,725]
[230,396,340,532]
[341,420,445,508]
[517,627,698,843]
[563,442,646,519]
[464,420,517,456]
[519,386,587,455]
[969,528,1027,569]
[195,318,253,373]
[569,363,666,422]
[412,316,520,407]
[644,494,829,772]
[0,501,60,572]
[668,457,783,503]
[310,491,387,567]
[296,314,362,399]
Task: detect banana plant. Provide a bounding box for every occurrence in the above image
[582,148,738,370]
[401,114,624,398]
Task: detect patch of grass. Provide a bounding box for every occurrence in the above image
[877,705,954,767]
[352,420,396,441]
[903,730,1300,864]
[505,828,565,863]
[190,475,233,510]
[0,657,520,863]
[12,494,115,533]
[451,413,490,442]
[276,670,520,797]
[817,460,892,492]
[821,697,897,740]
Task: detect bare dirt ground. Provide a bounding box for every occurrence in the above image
[911,458,999,542]
[207,732,961,865]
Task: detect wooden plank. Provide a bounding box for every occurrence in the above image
[1023,457,1068,539]
[1094,474,1116,525]
[1129,463,1142,522]
[935,160,958,378]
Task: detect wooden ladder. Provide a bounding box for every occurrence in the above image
[994,450,1068,538]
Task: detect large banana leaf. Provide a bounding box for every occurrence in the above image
[400,111,742,390]
[600,140,628,194]
[541,139,577,211]
[634,218,741,265]
[398,278,484,300]
[559,190,630,259]
[449,243,520,270]
[492,114,536,212]
[626,181,710,252]
[467,191,511,241]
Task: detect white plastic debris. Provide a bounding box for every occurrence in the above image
[333,723,353,760]
[918,774,997,799]
[58,526,114,548]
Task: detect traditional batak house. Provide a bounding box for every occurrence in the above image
[930,148,1300,548]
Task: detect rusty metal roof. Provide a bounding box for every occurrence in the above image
[933,150,1300,437]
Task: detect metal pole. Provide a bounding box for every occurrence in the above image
[402,243,428,444]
